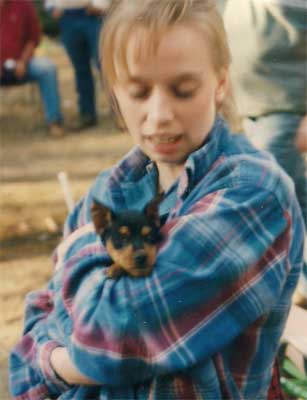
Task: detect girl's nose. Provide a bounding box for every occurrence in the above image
[146,89,174,127]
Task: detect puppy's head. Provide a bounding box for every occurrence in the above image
[91,196,162,277]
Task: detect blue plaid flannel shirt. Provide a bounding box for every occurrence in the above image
[9,118,304,399]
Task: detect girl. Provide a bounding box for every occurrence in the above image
[10,1,304,398]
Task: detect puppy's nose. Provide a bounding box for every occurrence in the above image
[134,251,148,268]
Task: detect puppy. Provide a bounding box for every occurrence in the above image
[91,196,163,278]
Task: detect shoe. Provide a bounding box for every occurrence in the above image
[48,123,65,138]
[72,115,98,132]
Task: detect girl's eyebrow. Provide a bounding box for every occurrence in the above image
[126,74,148,84]
[126,72,202,84]
[171,73,202,84]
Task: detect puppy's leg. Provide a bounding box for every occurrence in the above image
[107,263,124,279]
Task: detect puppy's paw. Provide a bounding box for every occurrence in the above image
[107,264,123,279]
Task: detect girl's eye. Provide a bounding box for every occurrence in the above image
[171,80,200,99]
[128,85,150,100]
[172,86,198,99]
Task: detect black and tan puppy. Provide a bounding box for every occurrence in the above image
[91,196,163,278]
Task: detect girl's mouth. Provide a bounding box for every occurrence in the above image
[147,134,183,154]
[151,135,180,144]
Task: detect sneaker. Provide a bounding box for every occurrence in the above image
[48,123,65,138]
[72,115,98,132]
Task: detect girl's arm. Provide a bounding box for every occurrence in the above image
[9,172,112,398]
[58,185,303,387]
[9,287,72,398]
[9,193,93,397]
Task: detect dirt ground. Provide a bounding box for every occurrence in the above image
[0,38,132,399]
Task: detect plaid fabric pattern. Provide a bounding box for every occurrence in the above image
[9,119,304,399]
[267,360,285,400]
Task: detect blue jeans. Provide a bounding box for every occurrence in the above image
[60,9,102,119]
[25,57,63,125]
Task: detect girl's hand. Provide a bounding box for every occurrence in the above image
[15,60,27,79]
[51,8,63,19]
[50,347,99,386]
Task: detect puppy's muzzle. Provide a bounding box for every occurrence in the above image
[133,250,148,269]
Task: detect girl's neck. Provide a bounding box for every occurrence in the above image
[156,162,184,193]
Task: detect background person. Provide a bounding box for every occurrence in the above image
[9,1,304,399]
[46,0,111,131]
[222,0,307,307]
[0,0,64,137]
[295,114,307,153]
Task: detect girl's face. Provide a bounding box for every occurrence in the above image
[113,24,227,175]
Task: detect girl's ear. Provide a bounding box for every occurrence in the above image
[110,90,126,130]
[91,200,113,236]
[144,193,164,227]
[215,67,229,104]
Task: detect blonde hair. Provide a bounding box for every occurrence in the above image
[100,0,241,131]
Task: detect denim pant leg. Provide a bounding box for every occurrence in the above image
[26,57,63,124]
[243,113,307,226]
[60,16,96,118]
[84,14,102,69]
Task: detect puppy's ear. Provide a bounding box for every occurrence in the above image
[91,200,113,236]
[144,193,164,227]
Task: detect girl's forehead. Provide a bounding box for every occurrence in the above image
[115,24,210,80]
[129,23,206,55]
[125,26,167,65]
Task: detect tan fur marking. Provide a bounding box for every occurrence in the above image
[106,240,157,277]
[144,243,157,267]
[106,240,134,269]
[141,226,152,236]
[119,225,130,235]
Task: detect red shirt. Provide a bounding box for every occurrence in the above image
[0,0,41,66]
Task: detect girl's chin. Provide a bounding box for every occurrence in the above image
[148,152,188,166]
[142,140,185,160]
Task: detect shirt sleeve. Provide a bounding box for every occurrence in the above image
[24,1,41,47]
[57,185,298,386]
[9,283,72,398]
[8,190,93,398]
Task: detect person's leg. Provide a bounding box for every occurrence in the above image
[26,57,63,126]
[60,15,97,122]
[243,113,307,224]
[85,14,102,70]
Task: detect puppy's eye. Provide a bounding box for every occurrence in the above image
[141,226,152,236]
[142,226,159,243]
[119,226,130,237]
[112,226,130,249]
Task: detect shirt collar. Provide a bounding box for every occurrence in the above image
[178,117,228,198]
[109,116,229,200]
